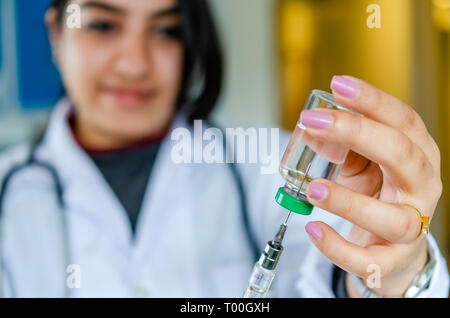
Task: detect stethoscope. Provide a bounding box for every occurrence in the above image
[0,122,260,297]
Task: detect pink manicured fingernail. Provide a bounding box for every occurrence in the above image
[308,182,328,201]
[331,76,360,98]
[305,222,322,241]
[301,110,333,129]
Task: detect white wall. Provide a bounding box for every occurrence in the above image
[208,0,280,128]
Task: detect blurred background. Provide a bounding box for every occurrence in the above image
[0,0,449,268]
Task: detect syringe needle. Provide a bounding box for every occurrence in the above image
[283,211,292,225]
[273,223,287,246]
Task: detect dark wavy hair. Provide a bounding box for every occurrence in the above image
[49,0,224,123]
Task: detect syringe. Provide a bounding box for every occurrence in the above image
[243,163,312,298]
[242,223,287,298]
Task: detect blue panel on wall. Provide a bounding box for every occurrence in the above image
[0,2,3,72]
[15,0,63,110]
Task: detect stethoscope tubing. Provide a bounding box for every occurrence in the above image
[0,122,259,297]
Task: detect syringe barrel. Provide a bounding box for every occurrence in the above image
[242,261,276,298]
[243,240,282,298]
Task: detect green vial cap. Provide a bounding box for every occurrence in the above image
[275,187,314,215]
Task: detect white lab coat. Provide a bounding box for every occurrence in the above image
[0,99,448,297]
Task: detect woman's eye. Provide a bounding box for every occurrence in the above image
[154,26,182,39]
[85,21,117,33]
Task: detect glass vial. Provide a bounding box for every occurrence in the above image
[275,89,357,215]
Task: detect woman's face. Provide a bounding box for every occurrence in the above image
[47,0,183,148]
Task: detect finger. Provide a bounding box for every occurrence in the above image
[337,151,384,198]
[330,75,427,136]
[330,75,439,167]
[306,179,423,243]
[339,150,371,178]
[301,109,434,194]
[337,161,383,198]
[304,221,392,278]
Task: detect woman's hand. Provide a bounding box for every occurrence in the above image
[302,75,442,297]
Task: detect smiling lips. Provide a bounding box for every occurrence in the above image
[103,86,157,109]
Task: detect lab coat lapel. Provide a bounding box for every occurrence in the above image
[38,99,134,249]
[134,112,195,241]
[132,113,201,295]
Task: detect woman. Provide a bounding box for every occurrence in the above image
[0,0,448,297]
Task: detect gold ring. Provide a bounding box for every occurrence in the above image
[402,203,430,240]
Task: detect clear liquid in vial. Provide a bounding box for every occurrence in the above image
[279,121,349,200]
